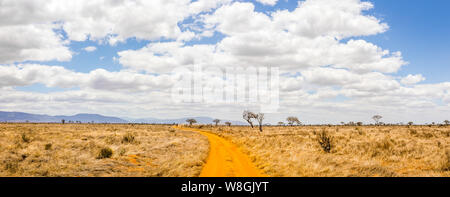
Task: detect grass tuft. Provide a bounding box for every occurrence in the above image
[97,147,113,159]
[122,133,136,144]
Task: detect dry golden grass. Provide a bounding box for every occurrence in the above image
[204,125,450,177]
[2,123,449,177]
[0,124,208,177]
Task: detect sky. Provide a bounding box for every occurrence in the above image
[0,0,449,124]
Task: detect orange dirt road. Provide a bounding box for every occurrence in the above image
[176,126,266,177]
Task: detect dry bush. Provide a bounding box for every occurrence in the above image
[97,147,113,159]
[21,133,31,143]
[316,129,333,153]
[122,133,136,144]
[44,143,52,150]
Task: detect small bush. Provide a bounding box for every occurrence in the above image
[316,129,333,153]
[21,154,28,161]
[97,147,113,159]
[45,143,52,150]
[21,133,31,143]
[122,133,136,144]
[118,147,127,156]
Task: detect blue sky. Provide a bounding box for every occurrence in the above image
[365,0,450,83]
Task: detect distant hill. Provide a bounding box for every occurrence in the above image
[0,111,246,125]
[0,111,127,123]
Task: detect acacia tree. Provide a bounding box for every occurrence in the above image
[243,110,257,128]
[61,119,65,124]
[225,122,232,126]
[255,113,265,132]
[186,119,197,126]
[372,115,382,125]
[444,120,450,125]
[213,119,221,126]
[278,122,285,126]
[286,116,301,126]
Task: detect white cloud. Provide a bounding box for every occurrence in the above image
[118,42,219,73]
[0,0,230,44]
[401,74,426,85]
[0,24,72,64]
[256,0,278,6]
[188,0,232,14]
[272,0,388,39]
[0,0,230,63]
[84,46,97,52]
[0,64,174,92]
[121,1,405,74]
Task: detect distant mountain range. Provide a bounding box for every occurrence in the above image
[0,111,128,123]
[0,111,246,125]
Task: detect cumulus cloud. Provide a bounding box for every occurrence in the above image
[401,74,426,85]
[256,0,279,6]
[118,42,220,73]
[272,0,388,39]
[120,1,405,74]
[0,0,230,43]
[0,64,174,92]
[84,46,97,52]
[0,24,72,64]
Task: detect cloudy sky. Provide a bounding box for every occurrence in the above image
[0,0,449,124]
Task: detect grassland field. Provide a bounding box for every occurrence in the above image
[0,123,449,177]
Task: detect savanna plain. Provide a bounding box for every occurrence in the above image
[0,123,449,177]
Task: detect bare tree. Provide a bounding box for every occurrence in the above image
[255,113,264,132]
[186,119,197,126]
[213,119,221,126]
[444,120,450,125]
[243,110,257,128]
[372,115,382,125]
[286,116,301,126]
[225,122,232,126]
